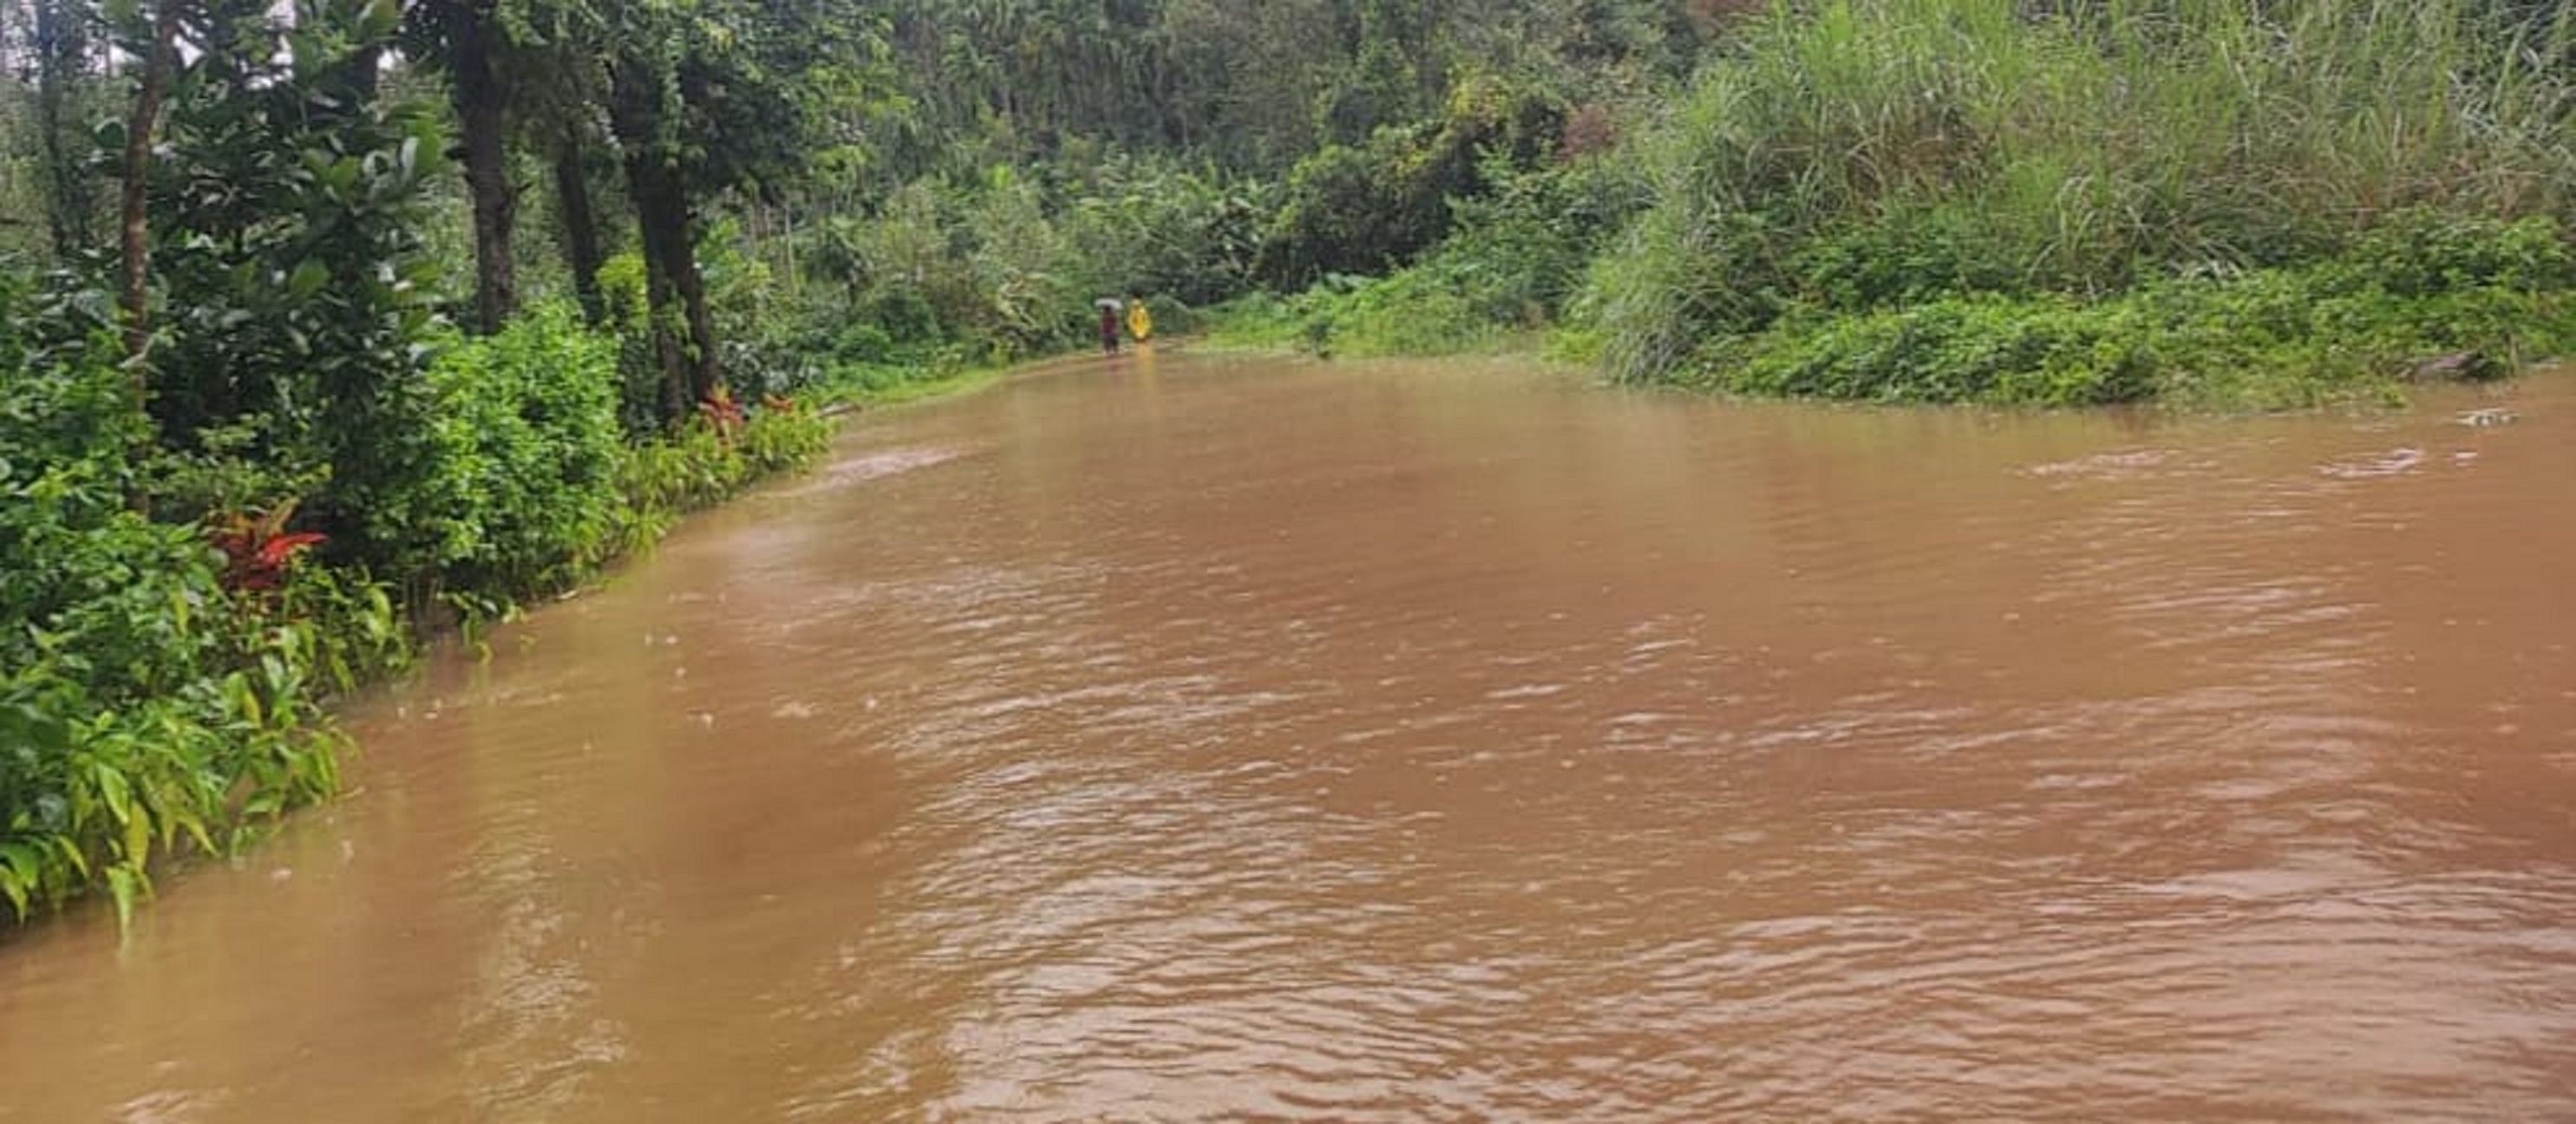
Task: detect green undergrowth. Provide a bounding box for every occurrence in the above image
[797,343,1017,411]
[3,305,834,928]
[1689,216,2576,408]
[811,361,1003,408]
[1206,147,1639,360]
[1583,0,2576,402]
[1205,277,1519,359]
[1213,212,2576,408]
[1214,0,2576,408]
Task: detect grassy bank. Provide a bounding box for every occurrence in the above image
[811,362,1007,411]
[1212,220,2576,409]
[1589,0,2576,405]
[1213,0,2576,408]
[1204,146,1637,361]
[1686,215,2576,409]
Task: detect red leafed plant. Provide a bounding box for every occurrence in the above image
[698,386,746,437]
[211,500,328,593]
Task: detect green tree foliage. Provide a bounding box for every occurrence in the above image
[867,0,1701,177]
[22,0,102,258]
[136,0,454,568]
[0,0,839,922]
[589,0,888,417]
[1255,75,1570,288]
[402,0,526,331]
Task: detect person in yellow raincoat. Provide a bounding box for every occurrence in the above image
[1125,298,1154,344]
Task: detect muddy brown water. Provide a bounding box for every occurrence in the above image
[4,351,2574,1121]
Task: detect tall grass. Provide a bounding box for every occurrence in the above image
[1592,0,2576,386]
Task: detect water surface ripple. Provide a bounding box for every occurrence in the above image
[4,354,2573,1121]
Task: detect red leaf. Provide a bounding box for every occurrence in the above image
[254,533,328,570]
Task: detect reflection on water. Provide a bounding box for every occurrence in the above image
[4,354,2573,1121]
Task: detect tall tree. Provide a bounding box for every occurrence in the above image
[114,0,181,366]
[595,0,879,418]
[29,0,99,262]
[404,0,520,332]
[605,57,713,416]
[550,115,609,323]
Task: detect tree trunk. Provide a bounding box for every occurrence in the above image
[119,0,183,370]
[607,61,721,422]
[623,150,721,418]
[34,0,95,262]
[453,2,515,333]
[665,205,722,406]
[609,66,684,420]
[552,129,607,325]
[780,203,798,301]
[626,154,692,421]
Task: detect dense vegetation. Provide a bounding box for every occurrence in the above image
[0,0,851,921]
[0,0,1715,922]
[1217,0,2576,408]
[3,0,2571,921]
[1587,0,2576,408]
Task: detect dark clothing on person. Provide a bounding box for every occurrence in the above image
[1100,307,1121,355]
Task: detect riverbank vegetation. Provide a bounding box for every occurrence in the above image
[0,0,1705,923]
[1587,0,2576,407]
[1219,1,2576,408]
[4,0,2572,921]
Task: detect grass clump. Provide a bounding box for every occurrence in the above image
[1589,0,2576,401]
[1206,272,1515,359]
[1706,214,2576,408]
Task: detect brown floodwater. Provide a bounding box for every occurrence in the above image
[4,350,2574,1121]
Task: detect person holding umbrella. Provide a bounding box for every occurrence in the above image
[1096,297,1123,356]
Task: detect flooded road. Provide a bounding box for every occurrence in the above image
[5,350,2574,1121]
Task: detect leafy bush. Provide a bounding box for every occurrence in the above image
[0,331,381,925]
[400,304,628,600]
[611,404,835,536]
[142,0,450,562]
[2,279,833,925]
[1210,151,1643,358]
[1062,154,1272,307]
[1255,77,1566,290]
[1209,271,1510,359]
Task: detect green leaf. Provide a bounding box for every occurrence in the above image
[51,836,88,879]
[289,261,330,299]
[361,0,401,41]
[123,808,152,868]
[176,810,218,857]
[0,843,36,885]
[95,764,134,827]
[105,866,140,931]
